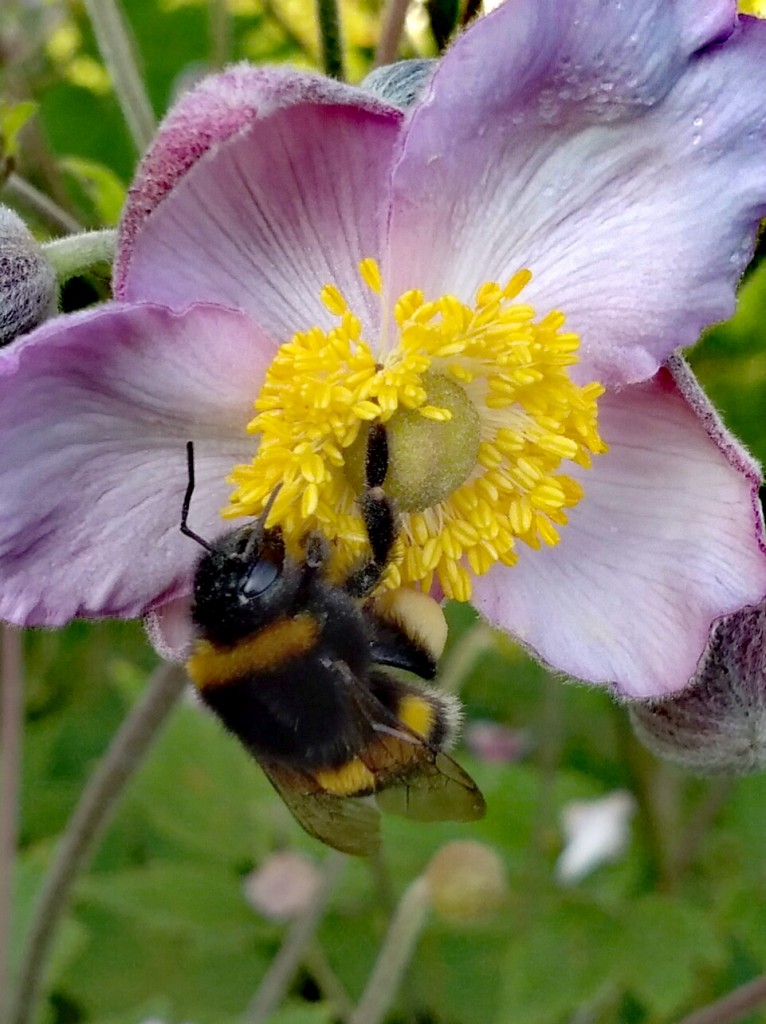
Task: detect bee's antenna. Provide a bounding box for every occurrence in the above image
[180,441,216,553]
[242,482,283,561]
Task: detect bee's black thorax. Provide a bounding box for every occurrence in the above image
[188,523,379,767]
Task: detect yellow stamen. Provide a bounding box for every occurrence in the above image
[358,257,382,294]
[224,258,607,600]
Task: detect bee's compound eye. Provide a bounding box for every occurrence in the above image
[241,557,280,597]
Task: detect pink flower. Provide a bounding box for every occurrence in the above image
[1,0,766,699]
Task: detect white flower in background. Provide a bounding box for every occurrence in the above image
[555,790,636,885]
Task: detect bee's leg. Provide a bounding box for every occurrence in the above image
[345,424,397,598]
[365,421,389,491]
[304,532,329,571]
[292,532,331,602]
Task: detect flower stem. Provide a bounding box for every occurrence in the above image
[670,777,733,881]
[83,0,156,153]
[303,941,354,1021]
[675,974,766,1024]
[315,0,344,79]
[0,628,23,1024]
[613,704,669,885]
[374,0,410,67]
[3,175,81,235]
[436,621,495,695]
[9,662,187,1024]
[208,0,231,68]
[528,673,563,880]
[349,875,431,1024]
[244,852,346,1024]
[42,230,117,282]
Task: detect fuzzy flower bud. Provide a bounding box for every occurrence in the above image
[425,840,507,923]
[360,59,436,110]
[0,205,56,345]
[630,602,766,775]
[242,850,322,922]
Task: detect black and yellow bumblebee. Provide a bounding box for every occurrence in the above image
[180,426,485,856]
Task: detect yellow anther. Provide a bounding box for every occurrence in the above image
[321,284,347,316]
[359,258,382,294]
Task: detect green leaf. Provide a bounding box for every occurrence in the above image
[76,863,270,942]
[496,899,621,1024]
[126,699,280,866]
[616,896,725,1018]
[0,100,38,159]
[60,156,126,226]
[62,893,272,1023]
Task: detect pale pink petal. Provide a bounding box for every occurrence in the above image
[118,67,402,342]
[472,360,766,698]
[0,303,270,626]
[386,0,766,384]
[144,596,195,661]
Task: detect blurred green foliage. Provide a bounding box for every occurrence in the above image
[11,610,766,1024]
[3,1,766,1023]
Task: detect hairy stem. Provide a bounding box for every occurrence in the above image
[315,0,344,79]
[349,875,431,1024]
[304,942,354,1021]
[209,0,231,68]
[83,0,156,153]
[436,621,495,696]
[676,974,766,1024]
[3,175,81,235]
[374,0,411,66]
[42,230,117,282]
[0,628,23,1024]
[671,777,733,881]
[613,705,669,886]
[9,663,187,1024]
[528,673,563,883]
[244,852,346,1024]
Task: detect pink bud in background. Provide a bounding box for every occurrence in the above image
[630,602,766,775]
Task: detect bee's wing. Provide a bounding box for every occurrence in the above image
[332,666,486,826]
[374,746,486,823]
[357,726,486,824]
[259,760,382,857]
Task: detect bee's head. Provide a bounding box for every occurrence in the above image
[190,524,294,645]
[180,442,292,645]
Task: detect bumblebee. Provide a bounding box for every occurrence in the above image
[180,427,485,856]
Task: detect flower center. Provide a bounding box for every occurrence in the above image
[344,370,481,513]
[224,260,607,601]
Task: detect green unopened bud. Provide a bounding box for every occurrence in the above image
[346,372,480,512]
[425,840,508,923]
[630,603,766,775]
[0,205,56,345]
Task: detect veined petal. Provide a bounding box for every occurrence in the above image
[387,0,766,384]
[0,302,270,626]
[144,595,195,661]
[471,358,766,698]
[117,66,402,343]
